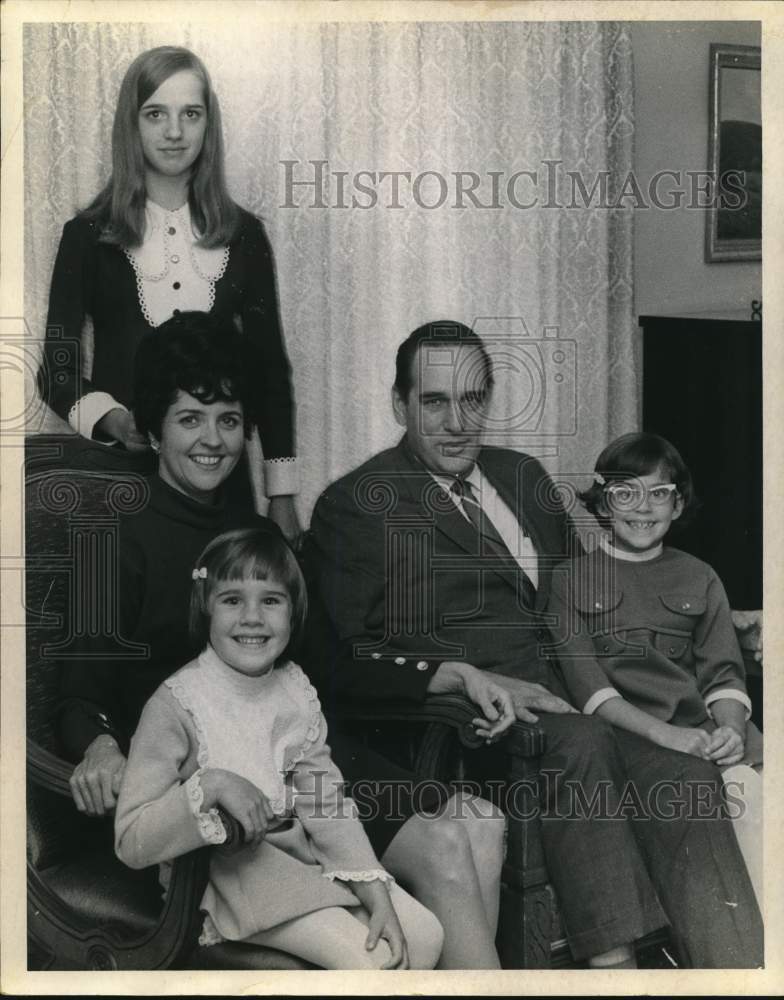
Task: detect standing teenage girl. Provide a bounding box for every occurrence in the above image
[38,45,300,541]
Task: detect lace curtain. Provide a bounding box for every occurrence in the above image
[24,20,636,520]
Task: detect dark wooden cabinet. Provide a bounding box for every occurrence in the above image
[640,311,762,610]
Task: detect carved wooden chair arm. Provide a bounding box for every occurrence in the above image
[335,693,546,771]
[26,738,241,970]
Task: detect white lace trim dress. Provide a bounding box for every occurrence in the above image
[114,647,391,945]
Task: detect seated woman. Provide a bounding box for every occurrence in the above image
[58,310,510,968]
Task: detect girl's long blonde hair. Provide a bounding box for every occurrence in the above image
[84,45,240,248]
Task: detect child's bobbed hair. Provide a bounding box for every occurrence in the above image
[84,45,240,248]
[579,431,698,529]
[189,527,308,663]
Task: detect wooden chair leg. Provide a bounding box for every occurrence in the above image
[496,728,551,969]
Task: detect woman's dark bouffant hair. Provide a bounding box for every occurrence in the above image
[133,311,258,441]
[579,432,698,529]
[189,527,308,663]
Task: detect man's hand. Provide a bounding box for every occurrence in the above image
[428,661,572,729]
[95,408,150,452]
[492,675,577,723]
[70,734,126,816]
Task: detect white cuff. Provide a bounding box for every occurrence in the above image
[184,770,227,845]
[583,687,622,716]
[264,456,299,496]
[324,869,394,885]
[68,392,127,441]
[705,689,753,721]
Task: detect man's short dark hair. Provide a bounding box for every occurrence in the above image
[394,320,494,399]
[133,311,259,440]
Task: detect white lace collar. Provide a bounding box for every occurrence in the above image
[125,199,229,282]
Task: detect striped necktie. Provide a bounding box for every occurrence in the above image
[450,477,537,607]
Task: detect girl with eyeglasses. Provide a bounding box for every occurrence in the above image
[545,431,763,955]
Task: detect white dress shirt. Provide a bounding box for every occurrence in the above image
[432,464,539,591]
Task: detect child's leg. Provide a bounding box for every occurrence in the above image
[722,764,763,909]
[245,888,442,970]
[381,794,504,968]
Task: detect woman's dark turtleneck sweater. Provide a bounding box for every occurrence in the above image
[57,474,278,760]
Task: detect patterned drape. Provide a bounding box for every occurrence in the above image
[24,20,636,520]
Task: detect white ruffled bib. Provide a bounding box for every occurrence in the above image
[124,200,229,327]
[166,647,322,817]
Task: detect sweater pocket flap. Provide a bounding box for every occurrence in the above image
[658,593,706,616]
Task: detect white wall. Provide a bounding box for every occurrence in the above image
[632,21,761,317]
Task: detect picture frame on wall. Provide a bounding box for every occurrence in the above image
[705,42,761,263]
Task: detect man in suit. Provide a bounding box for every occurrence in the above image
[308,320,762,968]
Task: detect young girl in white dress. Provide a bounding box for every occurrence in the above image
[114,527,444,969]
[39,45,300,541]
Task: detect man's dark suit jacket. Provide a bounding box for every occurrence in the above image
[307,436,596,708]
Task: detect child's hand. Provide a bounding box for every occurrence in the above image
[351,880,410,969]
[201,768,276,847]
[705,725,746,767]
[654,724,712,759]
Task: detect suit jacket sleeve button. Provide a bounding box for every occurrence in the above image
[416,661,429,671]
[394,656,406,665]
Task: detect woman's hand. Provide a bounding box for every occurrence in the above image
[652,723,712,759]
[705,725,746,767]
[200,768,275,847]
[70,734,126,816]
[267,495,303,548]
[95,408,150,452]
[351,880,409,969]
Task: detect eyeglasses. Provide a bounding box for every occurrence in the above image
[603,482,679,511]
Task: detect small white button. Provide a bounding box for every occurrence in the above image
[394,656,406,665]
[371,653,381,660]
[682,602,691,610]
[594,601,603,610]
[170,254,180,264]
[416,660,429,671]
